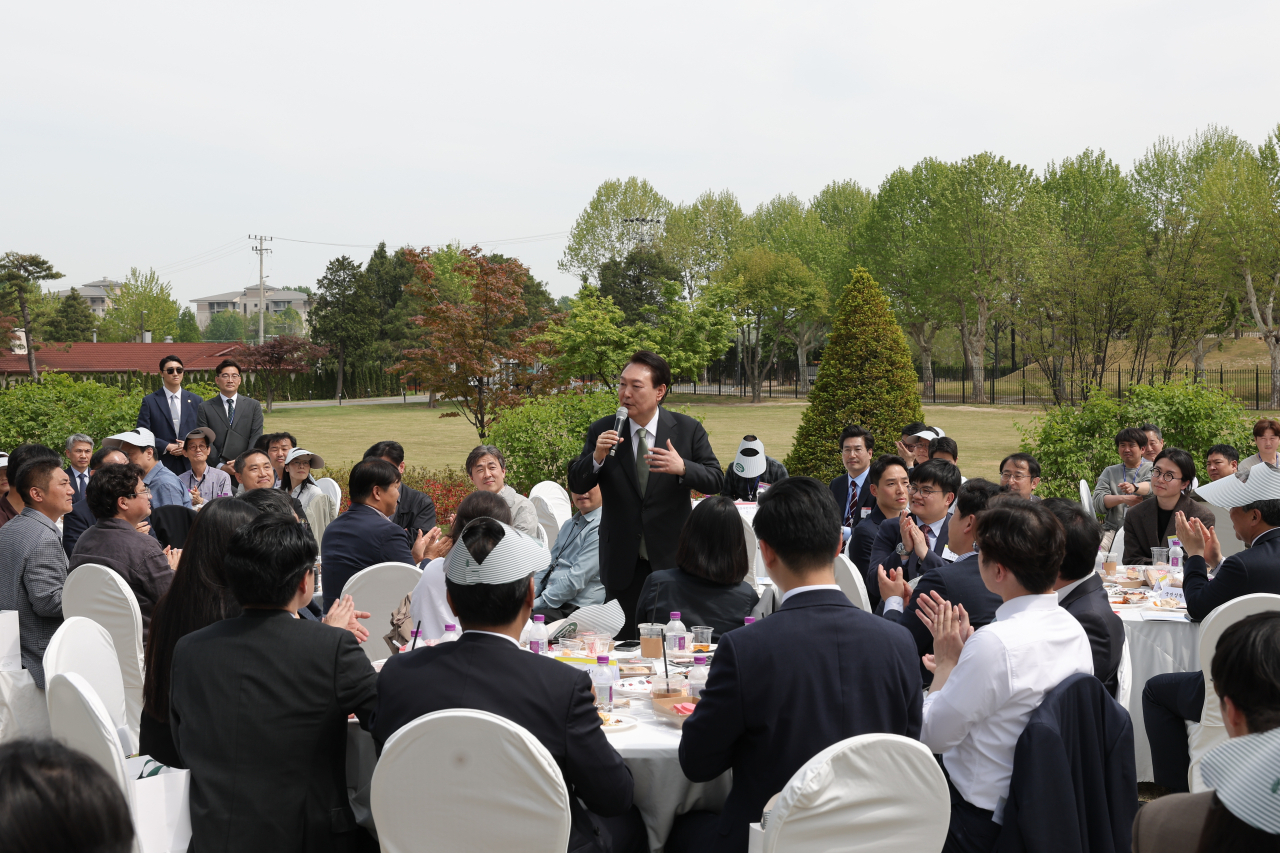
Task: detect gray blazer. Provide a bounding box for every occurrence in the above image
[195,394,265,468]
[1092,459,1152,531]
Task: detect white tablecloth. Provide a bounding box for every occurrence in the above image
[1118,610,1200,782]
[0,669,51,743]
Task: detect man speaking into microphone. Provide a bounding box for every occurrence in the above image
[568,350,723,639]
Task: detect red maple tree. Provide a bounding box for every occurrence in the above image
[232,335,329,413]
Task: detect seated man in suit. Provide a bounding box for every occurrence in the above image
[62,448,128,558]
[674,477,923,853]
[829,424,876,531]
[364,440,438,540]
[1133,612,1280,852]
[63,433,93,503]
[234,448,277,493]
[866,458,959,609]
[876,479,1004,678]
[319,458,430,610]
[1043,498,1125,697]
[137,354,202,476]
[999,452,1042,500]
[171,514,377,853]
[371,519,642,853]
[917,498,1093,853]
[847,454,910,575]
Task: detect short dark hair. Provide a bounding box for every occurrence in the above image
[999,452,1041,479]
[256,432,297,453]
[1211,611,1280,734]
[1040,498,1103,581]
[9,443,60,494]
[214,358,242,376]
[85,463,146,521]
[1139,423,1162,439]
[449,490,512,537]
[89,447,123,471]
[1115,427,1147,448]
[676,496,750,585]
[233,448,270,474]
[0,738,134,853]
[364,440,405,466]
[973,498,1065,594]
[1241,499,1280,527]
[753,477,840,573]
[1154,447,1196,490]
[15,458,64,507]
[444,519,530,626]
[954,478,1001,519]
[627,350,671,397]
[158,354,183,372]
[838,425,874,453]
[900,422,928,437]
[236,487,297,518]
[465,445,506,476]
[1207,444,1240,464]
[223,514,317,607]
[928,436,959,460]
[868,454,909,489]
[349,458,401,503]
[909,458,961,500]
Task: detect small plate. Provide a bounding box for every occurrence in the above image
[600,713,637,733]
[615,677,653,697]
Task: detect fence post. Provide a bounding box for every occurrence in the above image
[1117,368,1121,401]
[1258,367,1261,411]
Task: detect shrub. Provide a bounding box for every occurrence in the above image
[0,373,144,453]
[487,389,620,493]
[785,268,924,481]
[185,380,219,401]
[1018,379,1254,500]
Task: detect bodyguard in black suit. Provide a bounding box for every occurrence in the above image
[195,359,264,471]
[847,454,910,573]
[170,515,377,853]
[371,518,641,853]
[828,424,877,529]
[675,478,923,853]
[136,355,203,476]
[567,352,722,639]
[866,459,959,609]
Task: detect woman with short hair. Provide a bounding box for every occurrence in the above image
[1122,447,1215,566]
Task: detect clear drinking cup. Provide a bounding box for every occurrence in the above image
[691,626,713,652]
[1151,547,1169,566]
[650,676,688,700]
[639,624,664,660]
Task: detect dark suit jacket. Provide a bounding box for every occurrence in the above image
[635,567,759,641]
[1184,526,1280,621]
[195,395,264,468]
[679,590,923,853]
[847,504,887,573]
[1130,791,1214,853]
[319,503,414,610]
[137,387,204,475]
[64,466,89,503]
[370,632,634,853]
[829,471,876,523]
[1059,573,1125,698]
[866,515,950,609]
[883,553,1001,674]
[1122,494,1215,566]
[567,407,722,590]
[170,610,378,853]
[995,674,1136,853]
[61,495,96,559]
[720,456,787,501]
[391,483,437,540]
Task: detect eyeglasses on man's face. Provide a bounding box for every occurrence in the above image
[217,372,241,380]
[126,489,153,499]
[908,484,943,497]
[164,367,184,375]
[1000,471,1030,482]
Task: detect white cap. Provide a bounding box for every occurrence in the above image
[102,428,156,451]
[1194,461,1280,507]
[1201,726,1280,834]
[0,453,8,470]
[445,520,547,586]
[732,435,767,478]
[912,428,944,442]
[285,448,325,469]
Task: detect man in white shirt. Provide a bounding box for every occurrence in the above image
[916,497,1093,853]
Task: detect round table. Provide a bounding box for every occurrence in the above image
[1117,609,1200,782]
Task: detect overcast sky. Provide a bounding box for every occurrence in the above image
[5,1,1278,309]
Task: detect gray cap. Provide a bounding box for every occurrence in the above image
[445,520,546,585]
[1201,726,1280,834]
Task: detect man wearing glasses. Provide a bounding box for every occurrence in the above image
[196,359,265,477]
[998,453,1042,500]
[866,459,959,610]
[138,355,204,476]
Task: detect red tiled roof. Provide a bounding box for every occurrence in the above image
[0,342,240,375]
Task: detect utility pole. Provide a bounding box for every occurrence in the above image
[249,235,272,345]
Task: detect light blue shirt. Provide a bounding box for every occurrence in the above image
[533,506,604,611]
[145,462,191,509]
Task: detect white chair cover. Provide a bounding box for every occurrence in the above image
[1111,528,1125,560]
[1078,479,1091,511]
[43,617,135,755]
[341,562,424,662]
[833,555,871,612]
[1187,593,1280,792]
[741,515,762,593]
[1116,638,1132,710]
[763,732,949,852]
[315,477,342,509]
[531,495,562,549]
[530,481,572,527]
[62,564,145,746]
[750,586,778,620]
[372,708,571,853]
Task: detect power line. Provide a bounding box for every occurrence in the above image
[154,237,246,272]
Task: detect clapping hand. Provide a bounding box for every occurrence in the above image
[915,591,972,691]
[876,565,911,605]
[164,546,181,570]
[323,594,371,643]
[422,527,450,562]
[899,511,928,558]
[1176,513,1220,566]
[410,529,430,564]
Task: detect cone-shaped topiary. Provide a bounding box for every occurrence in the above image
[785,268,924,481]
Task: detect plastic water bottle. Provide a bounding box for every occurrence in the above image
[687,655,709,698]
[744,616,756,626]
[1169,538,1184,580]
[402,630,426,652]
[666,612,688,652]
[527,614,549,654]
[590,655,615,713]
[437,623,459,643]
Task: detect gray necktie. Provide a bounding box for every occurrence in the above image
[169,393,181,437]
[636,428,650,560]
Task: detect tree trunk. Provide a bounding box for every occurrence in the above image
[334,345,346,401]
[428,390,438,409]
[796,341,809,395]
[906,323,936,397]
[1192,336,1207,383]
[1242,267,1280,408]
[957,308,987,404]
[17,287,36,381]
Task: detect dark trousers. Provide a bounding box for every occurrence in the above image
[609,558,651,641]
[1142,670,1205,792]
[593,805,648,853]
[532,603,575,622]
[664,809,719,853]
[943,780,1001,853]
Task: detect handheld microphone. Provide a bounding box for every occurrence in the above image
[609,406,628,457]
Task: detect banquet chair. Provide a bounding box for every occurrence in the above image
[341,562,424,662]
[1186,592,1280,792]
[531,495,562,549]
[1116,639,1133,709]
[752,733,948,853]
[1078,479,1091,511]
[63,563,145,746]
[741,515,762,592]
[833,555,871,612]
[315,476,342,508]
[750,586,778,620]
[530,481,573,527]
[43,617,136,755]
[47,672,192,853]
[1111,527,1125,560]
[371,708,571,853]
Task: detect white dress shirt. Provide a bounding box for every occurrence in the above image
[779,584,842,605]
[920,593,1093,814]
[1054,574,1091,602]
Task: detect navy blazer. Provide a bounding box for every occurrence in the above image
[1060,573,1125,698]
[1183,527,1280,621]
[64,465,90,503]
[137,387,203,475]
[996,673,1136,853]
[883,553,1002,678]
[829,471,876,523]
[847,504,886,574]
[866,515,950,609]
[61,496,97,559]
[319,503,414,610]
[679,589,923,853]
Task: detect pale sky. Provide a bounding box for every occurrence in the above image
[5,1,1278,309]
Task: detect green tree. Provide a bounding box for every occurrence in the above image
[598,246,684,326]
[0,253,63,379]
[175,307,202,342]
[559,178,672,284]
[488,389,621,492]
[203,309,247,342]
[48,288,98,342]
[537,285,646,388]
[645,278,733,381]
[309,256,380,400]
[658,189,745,299]
[785,269,924,481]
[808,179,874,294]
[99,267,180,343]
